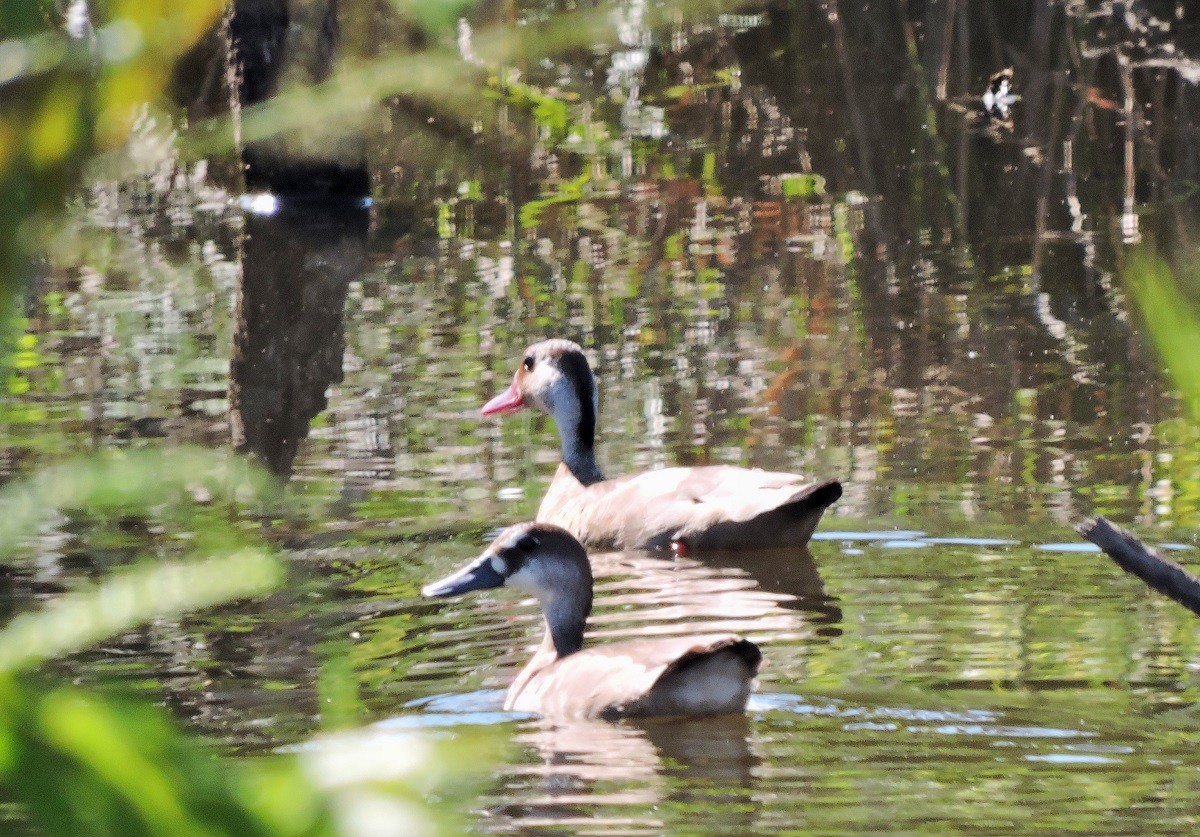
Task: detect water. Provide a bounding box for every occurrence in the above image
[7,0,1200,832]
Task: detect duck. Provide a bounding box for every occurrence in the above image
[422,522,762,719]
[481,338,842,551]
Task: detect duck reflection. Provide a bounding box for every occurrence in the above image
[689,546,844,631]
[587,546,839,637]
[495,714,759,831]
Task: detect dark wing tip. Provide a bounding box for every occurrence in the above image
[669,636,763,676]
[731,638,763,672]
[787,478,842,510]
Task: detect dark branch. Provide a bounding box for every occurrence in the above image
[1077,517,1200,616]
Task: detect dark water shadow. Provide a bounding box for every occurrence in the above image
[172,0,381,478]
[686,545,842,626]
[230,200,369,478]
[174,0,370,199]
[640,712,759,781]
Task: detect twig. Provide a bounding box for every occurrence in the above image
[935,0,958,101]
[1077,517,1200,616]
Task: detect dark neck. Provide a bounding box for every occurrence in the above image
[553,354,605,486]
[555,399,604,486]
[562,437,605,486]
[547,620,583,657]
[542,592,591,657]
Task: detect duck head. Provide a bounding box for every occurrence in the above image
[423,522,594,656]
[481,339,604,485]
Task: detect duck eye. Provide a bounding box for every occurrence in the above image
[516,534,539,552]
[522,356,535,371]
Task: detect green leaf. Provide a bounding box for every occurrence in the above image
[0,447,277,559]
[1127,251,1200,422]
[780,173,826,199]
[317,642,365,731]
[38,690,200,835]
[0,550,283,673]
[390,0,482,37]
[6,374,30,395]
[0,675,339,837]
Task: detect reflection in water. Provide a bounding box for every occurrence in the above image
[585,547,837,643]
[586,549,829,654]
[221,0,375,479]
[230,201,369,477]
[230,0,370,201]
[497,714,758,833]
[173,0,376,478]
[173,0,371,198]
[687,546,841,626]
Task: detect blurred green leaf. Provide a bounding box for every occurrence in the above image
[1127,251,1200,421]
[0,550,283,673]
[5,374,30,395]
[0,669,497,836]
[780,172,826,200]
[1,0,226,338]
[500,81,571,141]
[0,675,338,837]
[390,0,482,38]
[316,643,364,731]
[0,447,277,559]
[519,171,590,228]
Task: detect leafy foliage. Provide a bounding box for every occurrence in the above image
[0,676,338,837]
[0,0,228,309]
[0,550,281,673]
[0,447,273,557]
[0,447,490,836]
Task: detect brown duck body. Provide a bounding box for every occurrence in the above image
[538,463,842,551]
[507,631,761,719]
[483,339,842,552]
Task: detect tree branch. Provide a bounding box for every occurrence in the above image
[1077,516,1200,616]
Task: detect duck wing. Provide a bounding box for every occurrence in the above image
[506,634,761,720]
[538,465,841,550]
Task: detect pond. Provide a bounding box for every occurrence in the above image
[5,0,1200,833]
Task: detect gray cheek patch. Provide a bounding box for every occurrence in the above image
[506,565,541,595]
[490,555,508,576]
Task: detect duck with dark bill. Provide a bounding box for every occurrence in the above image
[423,522,763,720]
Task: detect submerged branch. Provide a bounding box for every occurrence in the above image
[1077,516,1200,616]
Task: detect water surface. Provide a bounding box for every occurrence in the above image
[6,0,1200,832]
